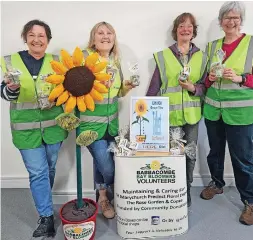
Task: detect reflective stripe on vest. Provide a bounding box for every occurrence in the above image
[94,96,118,105]
[11,119,57,131]
[82,50,89,58]
[245,36,253,73]
[4,55,12,71]
[208,40,218,70]
[211,82,250,90]
[163,85,182,93]
[170,101,201,111]
[156,51,168,94]
[10,102,39,110]
[80,112,118,123]
[205,96,253,108]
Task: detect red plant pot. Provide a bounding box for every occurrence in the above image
[59,198,98,240]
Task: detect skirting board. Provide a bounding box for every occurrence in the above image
[1,176,96,204]
[1,175,236,203]
[52,190,96,204]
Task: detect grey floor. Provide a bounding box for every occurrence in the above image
[1,187,253,240]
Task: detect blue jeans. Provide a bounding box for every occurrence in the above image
[19,142,62,217]
[87,140,115,190]
[205,118,253,204]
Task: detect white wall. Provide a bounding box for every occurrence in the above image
[1,1,253,201]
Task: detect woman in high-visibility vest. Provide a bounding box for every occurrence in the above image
[0,20,68,237]
[80,22,136,219]
[200,1,253,225]
[147,13,208,207]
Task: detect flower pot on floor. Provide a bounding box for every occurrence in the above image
[59,198,98,240]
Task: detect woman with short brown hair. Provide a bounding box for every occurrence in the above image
[147,12,208,207]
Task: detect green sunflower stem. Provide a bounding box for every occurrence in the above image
[75,108,85,209]
[139,117,142,135]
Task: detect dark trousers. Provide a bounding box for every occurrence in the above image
[175,123,199,189]
[205,118,253,204]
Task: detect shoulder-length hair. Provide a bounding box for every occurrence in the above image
[171,13,198,41]
[87,21,120,63]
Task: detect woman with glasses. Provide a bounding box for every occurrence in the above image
[200,1,253,225]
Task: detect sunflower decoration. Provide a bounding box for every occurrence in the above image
[132,99,149,141]
[150,160,161,170]
[45,47,111,134]
[46,47,111,113]
[46,47,111,146]
[135,99,148,117]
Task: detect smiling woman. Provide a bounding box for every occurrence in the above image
[21,20,52,59]
[79,21,137,220]
[201,1,253,226]
[0,19,68,237]
[146,12,208,207]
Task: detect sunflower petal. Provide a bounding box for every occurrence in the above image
[85,52,99,69]
[77,96,87,112]
[51,61,67,75]
[65,96,77,113]
[90,88,104,101]
[61,49,74,69]
[48,84,65,102]
[72,47,84,66]
[56,90,69,106]
[94,73,111,82]
[83,94,95,111]
[46,75,65,84]
[93,82,108,93]
[92,62,107,73]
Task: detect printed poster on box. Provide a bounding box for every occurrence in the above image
[130,97,169,152]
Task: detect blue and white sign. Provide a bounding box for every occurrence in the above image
[130,97,169,152]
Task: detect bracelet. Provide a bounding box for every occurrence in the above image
[239,74,247,87]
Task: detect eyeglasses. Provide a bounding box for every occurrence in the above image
[223,16,241,22]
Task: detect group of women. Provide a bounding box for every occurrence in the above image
[1,1,252,238]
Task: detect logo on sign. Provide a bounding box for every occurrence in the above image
[136,160,176,184]
[63,222,95,240]
[151,216,160,225]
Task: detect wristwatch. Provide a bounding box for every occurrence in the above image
[239,74,247,87]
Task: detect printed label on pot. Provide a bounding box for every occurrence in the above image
[63,221,95,240]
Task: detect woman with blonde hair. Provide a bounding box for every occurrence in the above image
[80,21,136,219]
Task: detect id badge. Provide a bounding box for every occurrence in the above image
[106,66,117,83]
[37,75,54,109]
[106,66,117,88]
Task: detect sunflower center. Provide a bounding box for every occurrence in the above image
[63,66,95,97]
[138,104,144,112]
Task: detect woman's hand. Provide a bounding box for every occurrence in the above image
[223,68,242,83]
[209,71,218,82]
[179,78,195,93]
[123,80,136,90]
[4,74,20,91]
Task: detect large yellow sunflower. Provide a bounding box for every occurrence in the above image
[46,47,111,113]
[135,99,148,117]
